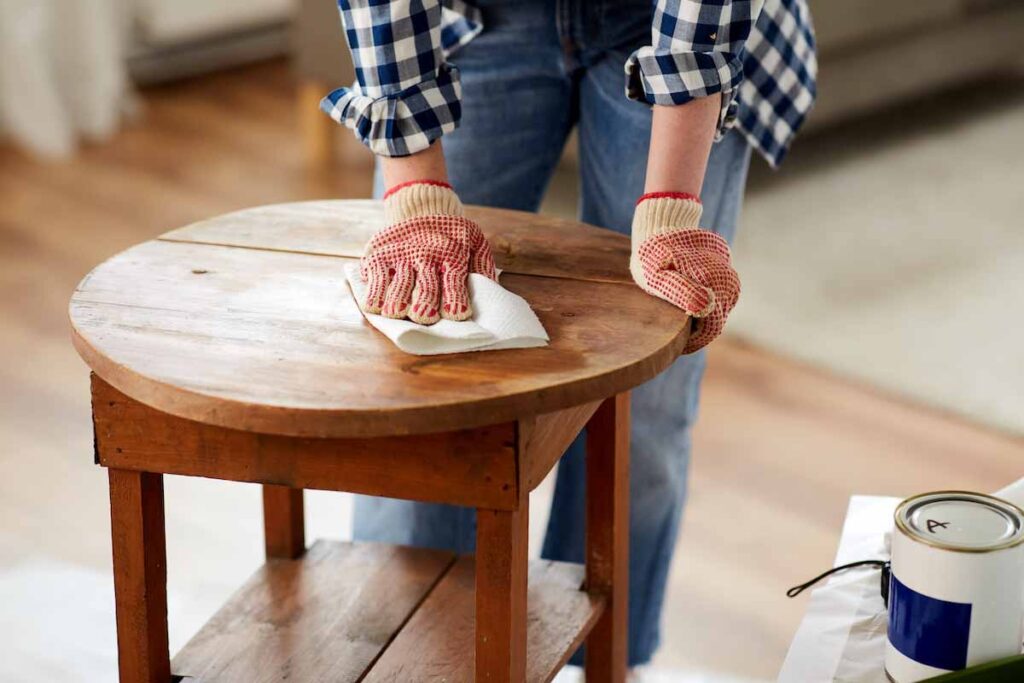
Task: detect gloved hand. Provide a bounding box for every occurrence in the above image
[361,180,497,325]
[630,192,740,353]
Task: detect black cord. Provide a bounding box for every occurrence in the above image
[786,560,889,598]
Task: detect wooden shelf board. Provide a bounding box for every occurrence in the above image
[364,556,604,682]
[171,540,455,682]
[171,540,603,682]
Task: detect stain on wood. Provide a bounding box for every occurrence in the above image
[521,401,602,491]
[91,377,520,510]
[262,485,305,560]
[584,394,630,681]
[108,469,171,683]
[171,541,456,682]
[363,556,604,683]
[69,203,690,439]
[75,200,640,682]
[475,500,530,682]
[160,200,634,284]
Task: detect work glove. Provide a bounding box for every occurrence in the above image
[361,180,497,325]
[630,192,740,353]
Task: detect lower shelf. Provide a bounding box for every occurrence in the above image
[172,540,604,682]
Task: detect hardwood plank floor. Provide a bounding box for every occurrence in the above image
[1,59,1021,680]
[666,339,1023,676]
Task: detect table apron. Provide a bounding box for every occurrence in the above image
[92,377,522,510]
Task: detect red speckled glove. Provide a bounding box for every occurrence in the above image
[630,192,740,353]
[360,181,497,325]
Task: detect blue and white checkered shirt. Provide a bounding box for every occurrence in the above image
[322,0,817,167]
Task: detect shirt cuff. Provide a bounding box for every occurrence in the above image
[624,47,742,138]
[440,0,483,56]
[320,63,463,158]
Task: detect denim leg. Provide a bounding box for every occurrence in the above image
[354,0,576,553]
[443,1,575,210]
[541,48,753,665]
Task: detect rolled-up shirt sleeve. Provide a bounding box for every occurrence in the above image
[625,0,760,137]
[321,0,481,157]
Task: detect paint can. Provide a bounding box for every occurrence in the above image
[886,491,1024,682]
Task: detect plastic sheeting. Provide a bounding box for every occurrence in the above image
[780,479,1024,682]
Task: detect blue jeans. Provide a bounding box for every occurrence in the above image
[359,0,752,666]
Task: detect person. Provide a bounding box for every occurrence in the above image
[322,0,817,669]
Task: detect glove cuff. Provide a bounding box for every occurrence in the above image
[632,192,703,243]
[630,193,704,287]
[384,180,464,223]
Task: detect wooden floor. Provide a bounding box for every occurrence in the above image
[2,60,1022,680]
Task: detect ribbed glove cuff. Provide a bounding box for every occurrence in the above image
[630,193,703,285]
[383,180,464,223]
[631,192,703,246]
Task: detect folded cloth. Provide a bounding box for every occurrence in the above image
[345,263,548,355]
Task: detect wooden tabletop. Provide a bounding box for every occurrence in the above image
[70,201,689,437]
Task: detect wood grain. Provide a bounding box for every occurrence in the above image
[92,377,520,510]
[262,485,305,560]
[364,557,604,683]
[584,394,630,682]
[160,200,634,284]
[108,469,170,683]
[171,540,456,682]
[70,234,689,438]
[521,401,602,491]
[476,503,530,682]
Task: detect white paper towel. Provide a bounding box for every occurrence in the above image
[345,263,549,355]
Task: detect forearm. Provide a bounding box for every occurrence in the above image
[632,92,740,353]
[381,142,449,188]
[643,93,722,197]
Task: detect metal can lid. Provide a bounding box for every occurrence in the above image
[895,491,1024,552]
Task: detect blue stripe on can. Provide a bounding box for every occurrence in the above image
[888,574,972,671]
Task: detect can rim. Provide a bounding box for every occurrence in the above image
[893,490,1024,553]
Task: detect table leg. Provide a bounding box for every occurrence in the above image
[476,499,529,682]
[108,469,170,683]
[585,393,630,682]
[262,485,306,560]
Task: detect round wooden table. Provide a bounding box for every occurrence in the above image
[71,201,690,683]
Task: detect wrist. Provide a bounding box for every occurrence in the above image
[380,141,448,187]
[382,179,454,200]
[636,191,701,205]
[384,180,464,223]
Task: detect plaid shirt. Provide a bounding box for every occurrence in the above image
[322,0,817,167]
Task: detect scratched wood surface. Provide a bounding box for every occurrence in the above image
[363,556,603,683]
[70,204,689,437]
[170,546,600,683]
[161,200,634,284]
[171,540,457,682]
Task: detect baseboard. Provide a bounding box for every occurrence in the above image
[127,23,290,85]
